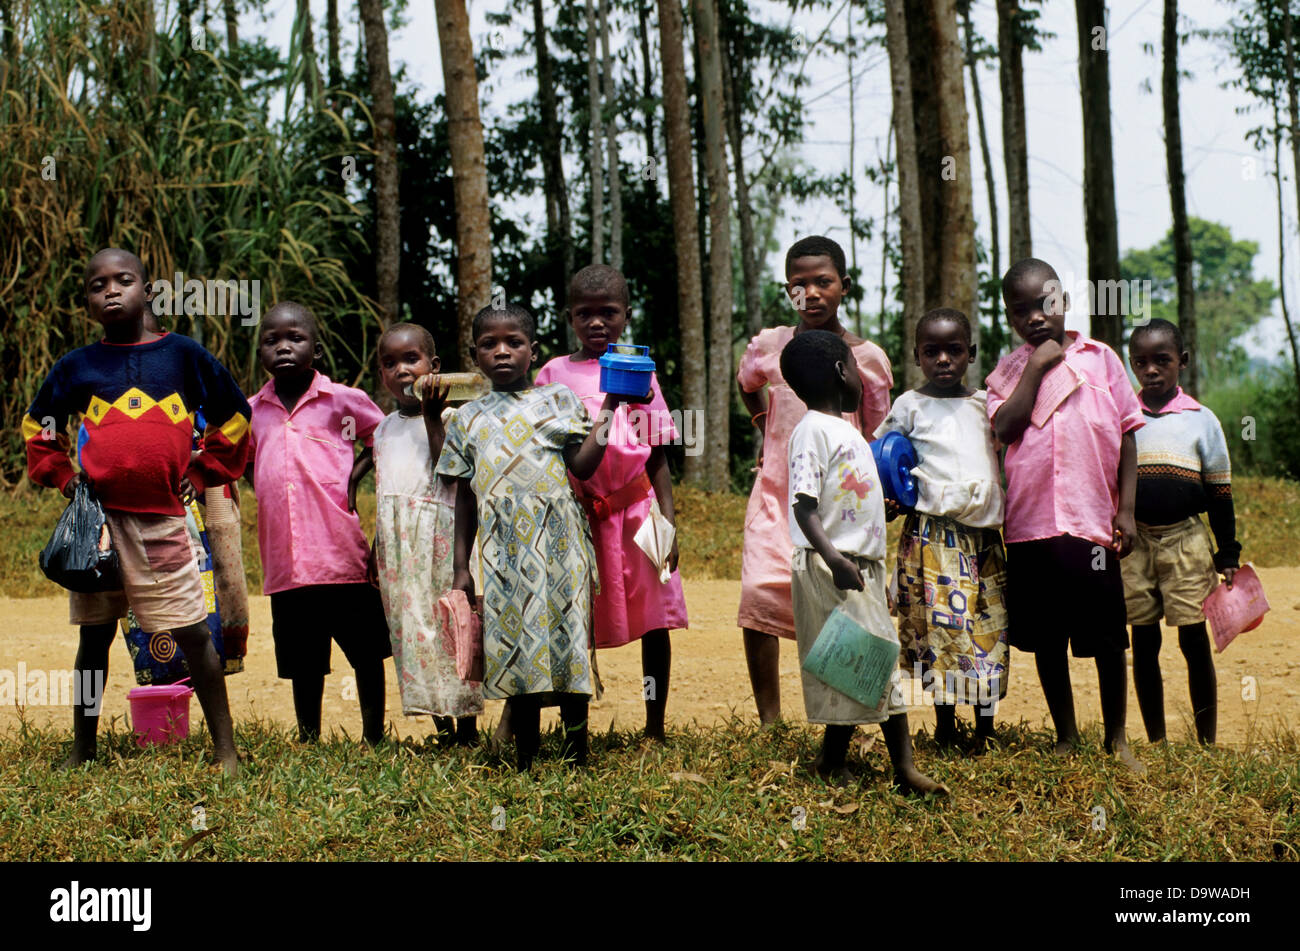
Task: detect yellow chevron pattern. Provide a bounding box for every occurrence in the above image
[83,388,190,427]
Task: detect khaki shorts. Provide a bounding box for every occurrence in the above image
[1120,517,1220,627]
[69,510,206,633]
[791,547,906,725]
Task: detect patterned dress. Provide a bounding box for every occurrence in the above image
[436,385,598,700]
[373,411,483,717]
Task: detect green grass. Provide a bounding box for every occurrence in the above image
[7,475,1298,597]
[1,717,1295,861]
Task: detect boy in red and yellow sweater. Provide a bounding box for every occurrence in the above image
[23,248,250,774]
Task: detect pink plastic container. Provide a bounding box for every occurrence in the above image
[127,681,194,747]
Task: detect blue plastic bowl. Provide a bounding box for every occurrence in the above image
[869,431,919,508]
[598,343,655,398]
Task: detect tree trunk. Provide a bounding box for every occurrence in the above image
[1273,90,1300,414]
[1076,0,1123,352]
[533,0,575,341]
[297,0,321,107]
[435,0,492,367]
[879,116,894,342]
[964,2,998,368]
[359,0,400,328]
[886,0,926,389]
[223,0,238,50]
[721,5,761,341]
[997,0,1031,261]
[586,0,605,264]
[637,0,658,201]
[933,0,977,352]
[657,0,707,486]
[847,1,861,335]
[1163,0,1196,395]
[327,0,342,93]
[600,0,623,271]
[1284,4,1300,372]
[694,0,732,489]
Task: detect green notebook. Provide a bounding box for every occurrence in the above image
[802,606,900,708]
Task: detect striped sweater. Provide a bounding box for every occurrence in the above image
[23,332,250,516]
[1134,387,1239,570]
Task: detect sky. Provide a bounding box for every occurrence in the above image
[247,0,1297,364]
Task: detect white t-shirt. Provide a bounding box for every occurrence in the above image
[873,389,1005,529]
[787,412,886,560]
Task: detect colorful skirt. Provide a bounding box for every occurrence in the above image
[894,512,1009,703]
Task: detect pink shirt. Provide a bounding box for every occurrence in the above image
[986,333,1144,547]
[247,370,384,594]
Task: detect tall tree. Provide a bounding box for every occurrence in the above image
[721,3,761,341]
[963,1,999,359]
[600,0,623,270]
[327,0,342,93]
[886,0,926,389]
[1285,3,1300,295]
[586,0,605,264]
[997,0,1032,261]
[694,0,732,487]
[533,0,575,334]
[297,0,321,107]
[637,0,658,202]
[847,1,861,334]
[359,0,400,327]
[435,0,492,365]
[1076,0,1123,352]
[223,0,238,50]
[657,0,707,485]
[934,0,977,352]
[1162,0,1196,395]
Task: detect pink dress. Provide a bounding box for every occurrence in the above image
[535,356,689,648]
[736,326,893,639]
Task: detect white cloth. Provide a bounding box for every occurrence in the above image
[874,389,1005,529]
[787,412,886,560]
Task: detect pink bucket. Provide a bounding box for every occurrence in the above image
[127,681,194,747]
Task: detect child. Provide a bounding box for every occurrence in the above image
[246,302,391,745]
[23,248,247,774]
[1124,318,1239,745]
[988,258,1145,773]
[535,265,689,742]
[783,330,947,794]
[737,235,893,724]
[876,308,1009,750]
[437,302,631,770]
[368,321,483,745]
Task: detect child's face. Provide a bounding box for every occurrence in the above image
[1004,268,1067,347]
[1129,330,1186,400]
[569,291,628,358]
[258,309,321,380]
[472,314,538,390]
[916,319,974,389]
[379,329,439,409]
[85,252,151,331]
[786,255,849,330]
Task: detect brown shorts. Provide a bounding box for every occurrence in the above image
[1121,517,1219,627]
[68,510,206,633]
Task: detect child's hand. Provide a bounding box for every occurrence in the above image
[62,472,86,499]
[178,476,197,505]
[453,568,476,603]
[1112,511,1137,558]
[1221,566,1237,589]
[367,543,379,588]
[668,535,680,573]
[883,498,900,522]
[1028,337,1065,373]
[828,553,865,591]
[420,376,452,420]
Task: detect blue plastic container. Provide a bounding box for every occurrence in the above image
[869,431,919,508]
[598,343,656,398]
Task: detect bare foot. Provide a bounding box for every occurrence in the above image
[894,765,950,797]
[642,727,666,744]
[1108,740,1147,776]
[1052,736,1080,756]
[57,748,95,770]
[217,751,240,778]
[933,728,960,750]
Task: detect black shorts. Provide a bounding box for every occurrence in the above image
[1005,535,1130,658]
[269,583,392,679]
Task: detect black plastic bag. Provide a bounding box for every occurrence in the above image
[39,481,122,593]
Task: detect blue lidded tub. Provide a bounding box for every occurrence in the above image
[869,431,919,508]
[598,344,655,398]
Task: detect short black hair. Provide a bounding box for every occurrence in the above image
[785,235,847,279]
[1129,317,1184,353]
[263,301,320,343]
[379,321,437,359]
[917,307,972,346]
[85,248,148,288]
[471,301,536,342]
[780,330,851,406]
[1001,257,1060,301]
[567,264,630,309]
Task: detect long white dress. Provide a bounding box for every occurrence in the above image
[373,411,483,717]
